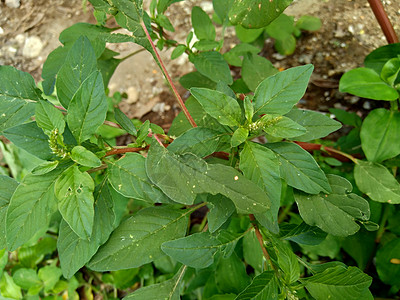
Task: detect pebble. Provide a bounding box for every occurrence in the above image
[200,1,213,13]
[5,0,20,8]
[22,36,43,58]
[0,27,4,36]
[126,86,139,104]
[152,102,166,113]
[363,101,371,110]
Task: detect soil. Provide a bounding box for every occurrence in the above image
[1,0,399,132]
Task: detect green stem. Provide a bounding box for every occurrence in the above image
[120,48,146,62]
[321,145,359,164]
[278,203,293,223]
[375,204,391,243]
[141,21,197,128]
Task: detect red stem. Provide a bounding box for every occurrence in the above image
[367,0,399,44]
[104,146,149,157]
[141,22,197,128]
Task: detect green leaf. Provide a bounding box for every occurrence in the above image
[88,206,189,271]
[239,142,281,231]
[0,66,42,133]
[242,54,277,92]
[190,88,241,127]
[3,121,54,160]
[381,57,400,86]
[38,266,62,293]
[266,142,331,194]
[55,36,98,108]
[216,252,251,293]
[168,127,224,157]
[294,174,370,237]
[300,266,372,300]
[71,146,102,168]
[296,15,322,31]
[207,195,236,233]
[157,0,183,14]
[67,71,108,144]
[228,0,293,29]
[213,0,234,23]
[274,34,296,56]
[376,237,400,286]
[13,269,41,290]
[231,127,249,147]
[265,14,294,39]
[0,176,19,249]
[223,43,261,67]
[354,160,400,204]
[31,161,59,175]
[107,153,170,203]
[6,168,64,250]
[0,272,22,299]
[35,100,65,134]
[329,108,362,127]
[114,108,137,136]
[124,267,185,299]
[191,6,216,41]
[171,44,186,60]
[179,71,217,90]
[286,108,342,142]
[339,68,399,101]
[235,26,264,43]
[146,141,271,213]
[55,166,95,240]
[162,231,241,269]
[279,222,327,246]
[253,65,314,115]
[360,108,400,162]
[58,181,117,278]
[41,46,69,95]
[364,43,400,74]
[191,51,233,85]
[243,230,264,272]
[235,271,278,300]
[261,114,306,138]
[271,237,300,284]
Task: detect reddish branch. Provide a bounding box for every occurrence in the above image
[368,0,399,44]
[104,146,149,157]
[249,214,275,270]
[295,141,359,163]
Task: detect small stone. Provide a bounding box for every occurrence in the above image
[15,33,25,45]
[272,53,286,60]
[126,86,139,104]
[22,36,43,58]
[152,102,165,113]
[0,27,4,36]
[363,101,371,110]
[200,1,213,13]
[349,96,360,104]
[5,0,20,8]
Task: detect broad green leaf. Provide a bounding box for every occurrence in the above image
[124,266,185,299]
[364,43,400,74]
[253,65,314,115]
[114,108,137,136]
[376,237,400,286]
[339,68,399,100]
[157,0,183,13]
[35,100,66,134]
[6,167,64,250]
[342,229,376,270]
[67,71,108,144]
[207,195,236,233]
[244,97,254,122]
[31,161,59,175]
[97,51,122,87]
[55,36,98,108]
[0,66,42,132]
[261,114,306,138]
[190,88,241,127]
[296,15,322,31]
[266,142,331,194]
[274,34,296,56]
[240,142,281,232]
[235,271,278,300]
[179,72,217,90]
[0,272,22,299]
[279,222,327,246]
[55,166,95,240]
[231,127,249,147]
[270,237,300,284]
[58,181,117,278]
[162,231,241,269]
[381,57,400,86]
[146,141,271,213]
[286,108,342,142]
[223,43,261,67]
[213,0,234,23]
[228,0,293,29]
[235,25,264,43]
[168,127,224,157]
[193,40,220,51]
[191,51,233,85]
[243,230,264,272]
[38,265,62,292]
[3,122,54,160]
[71,146,102,168]
[41,45,69,95]
[0,176,19,249]
[329,108,362,128]
[88,206,189,271]
[265,14,294,39]
[301,266,372,300]
[171,44,187,60]
[294,174,370,237]
[242,54,277,91]
[13,269,41,290]
[216,252,251,294]
[354,160,400,204]
[360,108,400,162]
[191,6,216,41]
[107,153,170,203]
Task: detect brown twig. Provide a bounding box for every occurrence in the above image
[368,0,399,44]
[249,214,275,270]
[104,145,149,157]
